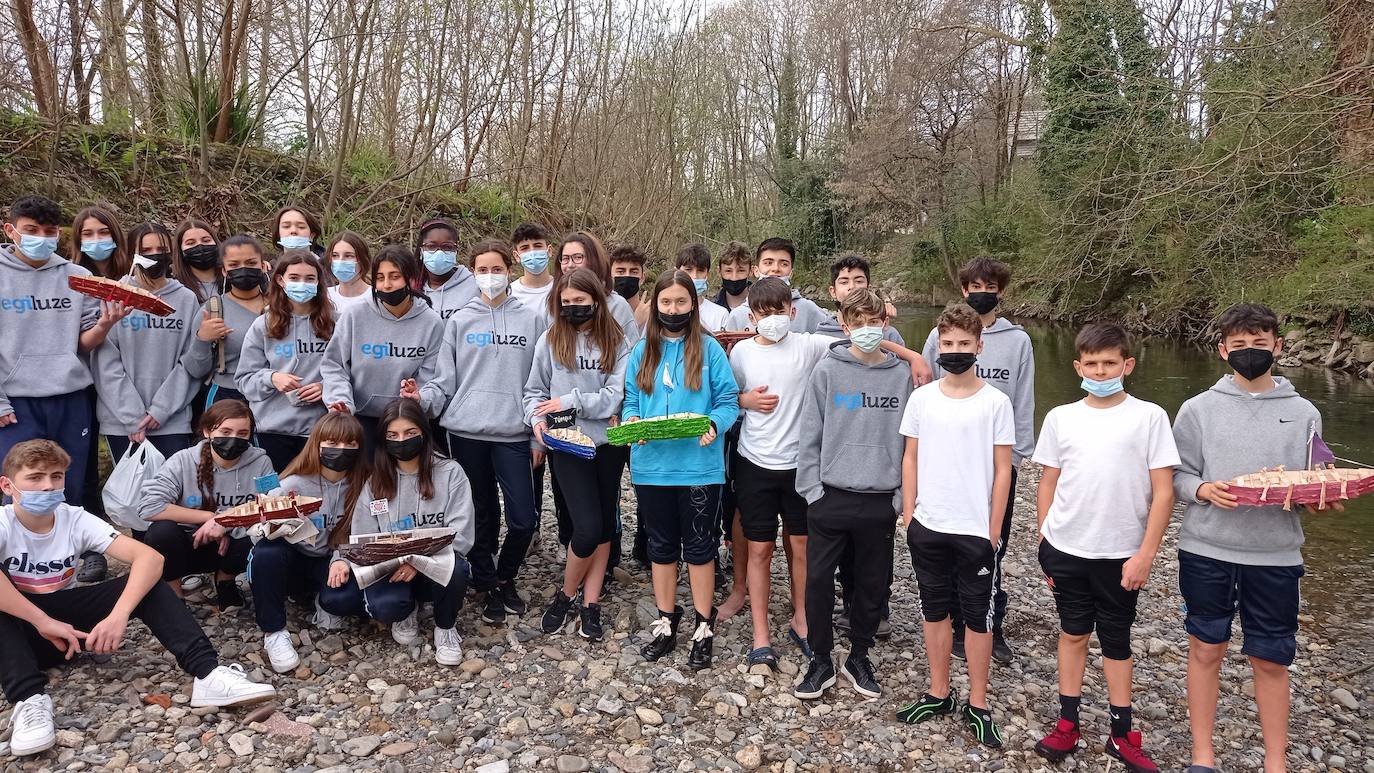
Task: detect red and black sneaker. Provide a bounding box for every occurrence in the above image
[1107,731,1159,773]
[1033,718,1081,762]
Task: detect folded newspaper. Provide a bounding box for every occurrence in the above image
[247,517,320,545]
[343,528,458,589]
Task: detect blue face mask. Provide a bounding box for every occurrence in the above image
[331,259,358,283]
[17,488,65,515]
[81,239,117,262]
[18,233,60,261]
[278,235,312,250]
[284,281,318,303]
[1080,375,1125,398]
[519,249,549,275]
[693,278,708,296]
[422,250,458,276]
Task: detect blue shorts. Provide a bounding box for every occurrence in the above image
[1178,550,1303,666]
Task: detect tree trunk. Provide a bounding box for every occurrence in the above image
[1326,0,1374,168]
[11,0,60,118]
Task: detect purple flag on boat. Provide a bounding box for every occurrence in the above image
[1311,434,1337,467]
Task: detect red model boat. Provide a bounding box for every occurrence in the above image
[338,530,457,566]
[214,494,323,528]
[68,275,175,317]
[1226,467,1374,510]
[712,330,753,354]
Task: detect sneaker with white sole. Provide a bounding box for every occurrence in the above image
[8,693,55,756]
[181,575,205,593]
[392,607,420,646]
[435,626,463,665]
[311,599,344,631]
[263,630,300,674]
[190,664,276,708]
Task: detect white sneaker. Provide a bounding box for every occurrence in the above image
[181,575,205,592]
[311,598,344,632]
[263,630,300,674]
[435,626,463,665]
[190,664,276,708]
[8,693,55,756]
[391,607,419,646]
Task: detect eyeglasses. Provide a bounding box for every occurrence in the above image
[421,242,459,252]
[560,254,587,266]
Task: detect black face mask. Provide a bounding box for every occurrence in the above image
[965,292,999,315]
[226,267,266,293]
[319,447,359,472]
[182,244,220,270]
[560,303,596,326]
[936,352,978,375]
[210,436,250,461]
[657,311,692,333]
[385,436,424,462]
[722,278,749,297]
[374,286,410,307]
[1227,347,1275,380]
[613,276,641,299]
[138,253,172,280]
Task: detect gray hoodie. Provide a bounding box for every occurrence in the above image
[523,330,629,446]
[427,267,478,321]
[348,457,475,556]
[235,313,329,436]
[183,294,263,390]
[90,278,201,435]
[816,314,906,346]
[0,244,101,415]
[321,298,445,417]
[419,295,547,442]
[138,441,276,525]
[795,341,913,505]
[608,293,642,347]
[271,473,354,557]
[724,289,828,333]
[922,317,1035,463]
[1173,375,1321,566]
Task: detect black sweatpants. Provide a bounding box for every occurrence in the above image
[0,576,218,703]
[143,521,252,581]
[256,432,309,473]
[952,466,1016,636]
[805,487,895,661]
[549,446,628,559]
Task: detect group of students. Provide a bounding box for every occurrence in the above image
[0,192,1327,773]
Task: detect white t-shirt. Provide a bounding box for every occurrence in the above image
[510,278,554,313]
[730,332,832,470]
[899,380,1015,538]
[699,298,730,332]
[0,504,118,594]
[1032,395,1181,559]
[328,285,371,312]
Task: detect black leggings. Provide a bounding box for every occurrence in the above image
[143,521,252,581]
[256,432,309,472]
[550,446,628,559]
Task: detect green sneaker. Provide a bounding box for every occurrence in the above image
[895,691,958,724]
[961,704,1005,748]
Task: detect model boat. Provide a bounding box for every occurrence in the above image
[68,275,175,317]
[1227,466,1374,510]
[542,427,597,459]
[337,529,457,565]
[606,412,712,445]
[214,494,323,528]
[712,330,753,354]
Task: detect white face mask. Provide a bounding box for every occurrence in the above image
[756,314,790,342]
[475,272,508,298]
[849,326,884,352]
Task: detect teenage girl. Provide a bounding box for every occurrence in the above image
[274,205,325,259]
[185,235,269,408]
[173,218,223,303]
[417,217,476,320]
[326,231,371,311]
[70,205,131,280]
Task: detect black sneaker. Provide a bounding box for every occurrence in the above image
[640,606,683,661]
[578,603,604,642]
[541,590,575,634]
[991,631,1013,664]
[685,608,717,670]
[482,587,508,625]
[215,580,244,611]
[841,655,881,698]
[499,580,526,615]
[952,635,966,661]
[962,703,1005,748]
[77,551,107,583]
[793,658,836,699]
[896,691,958,724]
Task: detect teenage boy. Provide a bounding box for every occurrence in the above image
[1,195,128,506]
[611,244,650,332]
[815,254,904,344]
[793,289,911,700]
[724,238,827,333]
[1032,323,1179,771]
[0,440,275,756]
[1173,303,1326,773]
[711,241,752,311]
[895,304,1013,748]
[675,243,730,332]
[920,256,1033,662]
[510,222,555,313]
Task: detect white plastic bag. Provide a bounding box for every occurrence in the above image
[103,442,165,532]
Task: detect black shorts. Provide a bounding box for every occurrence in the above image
[906,519,996,633]
[1038,540,1139,660]
[733,455,808,542]
[1178,549,1303,666]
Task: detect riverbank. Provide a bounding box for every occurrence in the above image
[4,468,1369,772]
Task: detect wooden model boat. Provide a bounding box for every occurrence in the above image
[606,412,712,445]
[542,427,597,459]
[712,330,754,354]
[1227,467,1374,510]
[68,275,175,317]
[337,529,456,566]
[214,494,323,528]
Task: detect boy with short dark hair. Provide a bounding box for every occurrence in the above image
[1032,323,1179,771]
[674,243,730,331]
[510,222,555,311]
[609,244,647,308]
[815,253,904,345]
[724,238,827,333]
[896,304,1013,748]
[1173,303,1325,773]
[712,241,753,311]
[793,289,910,700]
[0,440,274,756]
[919,255,1033,662]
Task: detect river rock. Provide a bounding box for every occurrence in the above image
[1330,687,1359,710]
[342,735,381,757]
[555,755,590,773]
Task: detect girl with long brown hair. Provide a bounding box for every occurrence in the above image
[70,205,130,279]
[553,230,640,346]
[173,218,223,303]
[325,231,371,311]
[250,412,367,673]
[273,205,324,257]
[624,270,740,670]
[138,400,275,609]
[234,250,334,469]
[524,268,629,641]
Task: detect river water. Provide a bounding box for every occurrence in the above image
[892,307,1374,626]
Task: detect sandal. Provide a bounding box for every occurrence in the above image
[746,646,778,669]
[789,627,814,660]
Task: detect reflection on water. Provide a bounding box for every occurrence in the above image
[892,307,1374,624]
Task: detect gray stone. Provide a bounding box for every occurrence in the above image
[1330,687,1359,711]
[227,732,254,757]
[342,735,381,757]
[555,755,590,773]
[474,762,510,773]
